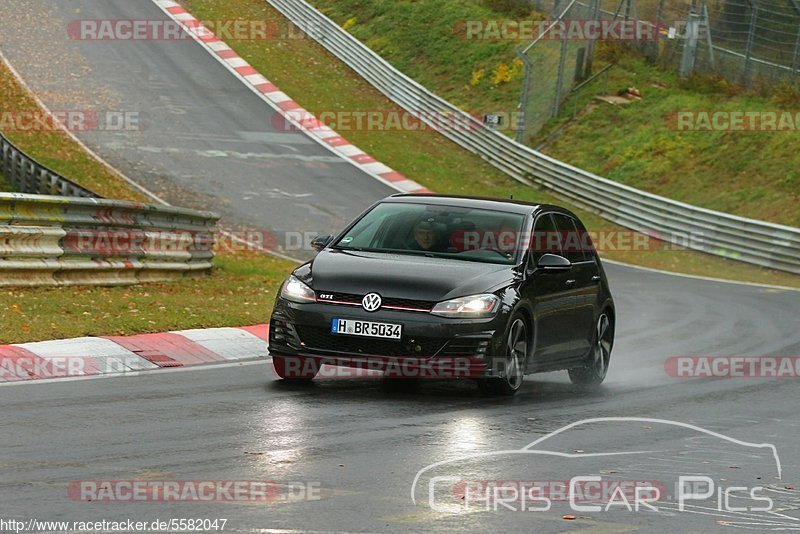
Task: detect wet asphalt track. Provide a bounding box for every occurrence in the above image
[1,1,800,531]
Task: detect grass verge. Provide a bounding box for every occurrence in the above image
[182,0,799,288]
[0,249,295,344]
[0,57,147,201]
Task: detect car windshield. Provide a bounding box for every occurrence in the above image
[332,202,525,265]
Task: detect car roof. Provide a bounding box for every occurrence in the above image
[384,193,543,215]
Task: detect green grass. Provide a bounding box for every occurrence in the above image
[309,0,529,118]
[0,249,295,344]
[539,48,800,226]
[181,0,799,288]
[303,0,800,227]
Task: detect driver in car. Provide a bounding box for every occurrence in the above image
[408,219,448,252]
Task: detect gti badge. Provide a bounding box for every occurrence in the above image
[361,293,382,312]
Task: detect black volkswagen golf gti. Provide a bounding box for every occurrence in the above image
[269,194,615,395]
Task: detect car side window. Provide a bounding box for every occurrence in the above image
[530,213,561,265]
[551,214,585,263]
[572,217,596,262]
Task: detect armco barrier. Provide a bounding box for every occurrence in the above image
[0,193,219,286]
[1,131,96,197]
[266,0,800,275]
[1,121,220,287]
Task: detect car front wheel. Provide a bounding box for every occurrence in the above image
[478,316,527,396]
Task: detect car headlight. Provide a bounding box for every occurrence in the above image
[431,294,500,317]
[280,275,316,303]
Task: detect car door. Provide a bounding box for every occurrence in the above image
[524,212,578,367]
[552,213,600,361]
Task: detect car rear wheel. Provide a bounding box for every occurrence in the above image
[568,312,613,386]
[272,355,319,380]
[478,316,527,396]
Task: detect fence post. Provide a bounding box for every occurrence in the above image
[552,26,569,118]
[515,50,532,143]
[586,0,601,75]
[742,0,758,86]
[679,11,701,77]
[652,0,667,62]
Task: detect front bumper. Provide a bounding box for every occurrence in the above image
[268,298,510,379]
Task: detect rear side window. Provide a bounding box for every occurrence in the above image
[572,217,597,261]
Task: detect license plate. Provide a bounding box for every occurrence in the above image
[331,318,402,340]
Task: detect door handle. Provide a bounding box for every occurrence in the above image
[591,275,601,282]
[565,279,577,286]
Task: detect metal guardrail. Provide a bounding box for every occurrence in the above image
[0,132,220,286]
[1,132,96,197]
[0,193,219,287]
[267,0,800,275]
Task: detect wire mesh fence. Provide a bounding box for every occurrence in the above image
[517,0,800,141]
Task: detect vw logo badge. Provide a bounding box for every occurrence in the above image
[361,292,382,312]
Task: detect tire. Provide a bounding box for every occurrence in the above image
[272,355,319,380]
[568,312,613,386]
[478,315,528,396]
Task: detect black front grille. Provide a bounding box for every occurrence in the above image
[296,325,446,358]
[320,292,435,312]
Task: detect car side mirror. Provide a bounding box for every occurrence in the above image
[310,235,333,252]
[536,253,572,273]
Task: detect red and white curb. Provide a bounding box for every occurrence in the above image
[152,0,432,195]
[0,325,269,383]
